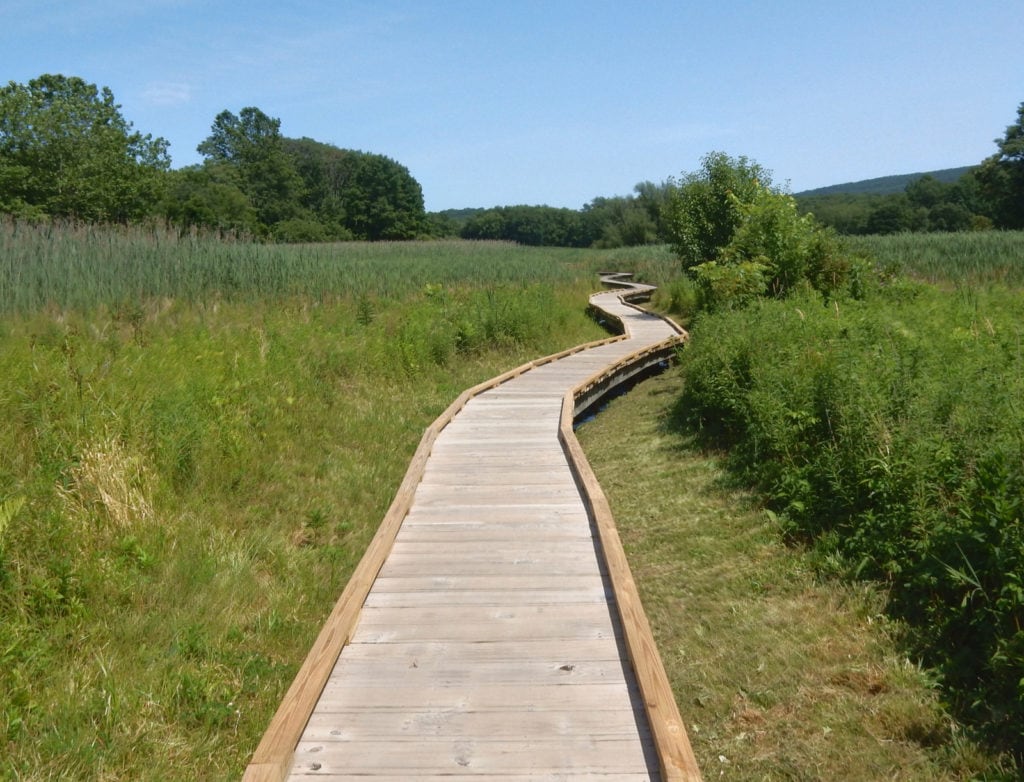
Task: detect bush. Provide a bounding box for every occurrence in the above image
[691,259,767,311]
[664,152,854,309]
[663,151,769,269]
[676,285,1024,754]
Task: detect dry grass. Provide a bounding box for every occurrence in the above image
[576,371,1005,780]
[59,438,154,532]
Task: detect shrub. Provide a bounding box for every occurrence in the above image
[665,152,854,309]
[663,151,769,269]
[676,285,1024,754]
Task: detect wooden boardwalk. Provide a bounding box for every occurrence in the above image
[244,276,702,782]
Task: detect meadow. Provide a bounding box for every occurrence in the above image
[0,221,620,779]
[3,221,1021,778]
[848,230,1024,287]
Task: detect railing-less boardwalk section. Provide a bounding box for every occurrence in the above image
[245,276,702,781]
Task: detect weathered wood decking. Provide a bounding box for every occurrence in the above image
[244,276,702,781]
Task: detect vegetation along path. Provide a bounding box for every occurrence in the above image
[244,275,700,781]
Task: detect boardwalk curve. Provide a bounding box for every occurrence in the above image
[244,275,701,781]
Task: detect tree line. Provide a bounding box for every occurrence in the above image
[1,74,1021,244]
[0,74,428,241]
[440,181,672,248]
[797,103,1024,235]
[0,72,675,246]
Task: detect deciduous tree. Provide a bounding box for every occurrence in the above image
[281,137,426,240]
[975,101,1024,229]
[197,107,304,228]
[663,152,770,269]
[0,74,169,221]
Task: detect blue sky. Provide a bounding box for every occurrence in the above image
[3,1,1022,211]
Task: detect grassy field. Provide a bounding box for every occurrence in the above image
[4,221,1018,778]
[577,371,1011,780]
[0,226,630,779]
[0,218,641,313]
[848,230,1024,287]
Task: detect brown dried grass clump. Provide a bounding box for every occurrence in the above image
[60,437,153,531]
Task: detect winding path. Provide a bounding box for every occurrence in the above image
[244,275,702,781]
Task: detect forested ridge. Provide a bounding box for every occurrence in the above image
[795,165,975,197]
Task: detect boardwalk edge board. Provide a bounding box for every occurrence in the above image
[242,274,701,782]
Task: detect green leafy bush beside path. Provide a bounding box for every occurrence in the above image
[676,283,1024,754]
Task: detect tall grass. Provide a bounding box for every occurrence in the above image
[578,372,1005,779]
[848,230,1024,287]
[677,282,1024,761]
[0,217,612,314]
[0,222,615,779]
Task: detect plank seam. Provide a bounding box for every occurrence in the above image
[242,275,700,782]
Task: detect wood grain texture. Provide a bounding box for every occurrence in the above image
[243,277,701,782]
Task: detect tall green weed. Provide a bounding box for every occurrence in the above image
[0,251,606,777]
[849,231,1024,287]
[677,284,1024,756]
[0,217,607,314]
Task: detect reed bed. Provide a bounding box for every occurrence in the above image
[0,220,623,779]
[0,218,612,314]
[848,230,1024,287]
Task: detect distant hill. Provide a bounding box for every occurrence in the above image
[795,166,976,197]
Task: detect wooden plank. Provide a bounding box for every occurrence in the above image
[350,615,618,645]
[299,707,649,741]
[402,504,589,521]
[246,280,697,782]
[313,682,640,713]
[363,588,607,607]
[398,513,590,528]
[369,573,607,593]
[326,638,624,663]
[288,738,653,776]
[395,523,592,543]
[410,484,581,504]
[292,776,655,782]
[327,656,629,687]
[387,539,599,560]
[440,419,555,432]
[377,555,607,578]
[353,602,617,632]
[424,449,569,465]
[421,464,575,480]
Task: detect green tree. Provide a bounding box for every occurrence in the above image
[197,107,304,229]
[0,74,169,221]
[161,164,260,235]
[696,184,848,306]
[460,205,589,247]
[633,179,675,240]
[796,192,880,235]
[342,152,426,240]
[282,138,425,241]
[905,174,949,210]
[668,152,851,308]
[927,202,973,232]
[582,194,658,248]
[283,137,351,237]
[865,197,922,235]
[974,101,1024,229]
[663,152,771,270]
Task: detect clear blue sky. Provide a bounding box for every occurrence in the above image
[4,0,1022,212]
